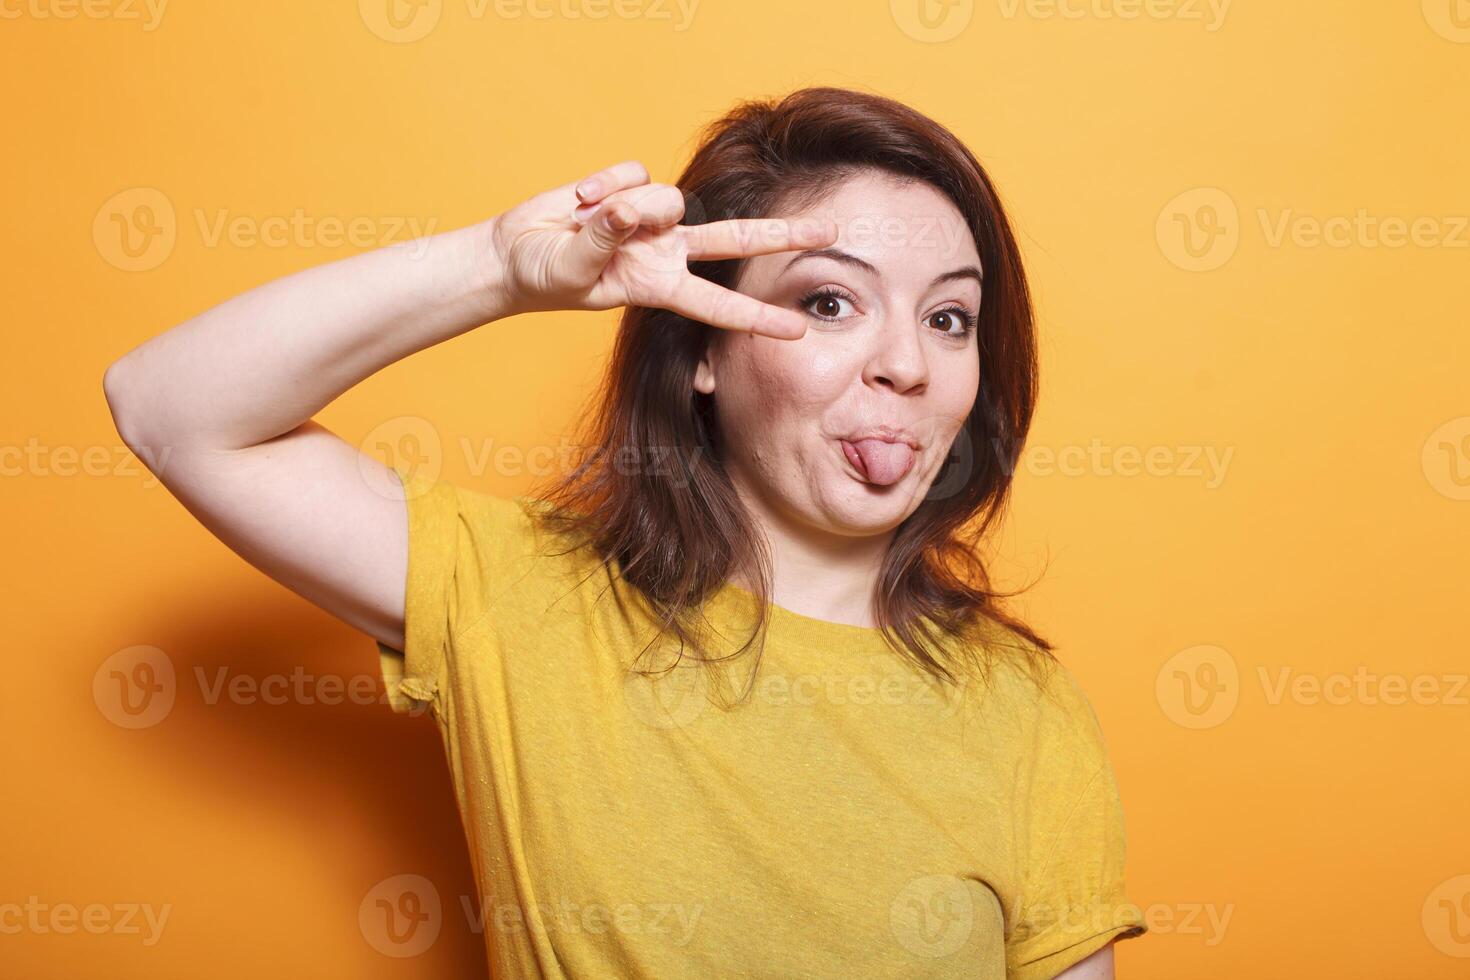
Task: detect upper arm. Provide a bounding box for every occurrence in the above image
[1053,940,1115,979]
[1004,664,1148,978]
[124,417,413,651]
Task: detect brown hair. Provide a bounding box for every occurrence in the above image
[528,85,1056,700]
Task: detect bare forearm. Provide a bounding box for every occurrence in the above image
[104,217,507,454]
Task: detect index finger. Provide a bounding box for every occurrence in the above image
[683,217,839,261]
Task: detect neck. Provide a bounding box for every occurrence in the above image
[730,486,895,630]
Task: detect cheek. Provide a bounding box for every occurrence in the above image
[762,343,855,411]
[719,348,849,469]
[959,372,982,420]
[802,349,856,394]
[733,345,851,418]
[929,358,982,438]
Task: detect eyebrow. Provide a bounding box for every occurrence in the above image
[779,247,983,288]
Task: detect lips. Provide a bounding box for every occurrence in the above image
[840,437,916,486]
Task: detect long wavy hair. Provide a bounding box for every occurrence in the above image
[527,85,1056,701]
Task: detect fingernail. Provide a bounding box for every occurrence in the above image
[573,202,598,221]
[576,178,600,201]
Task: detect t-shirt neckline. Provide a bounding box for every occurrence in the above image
[705,577,897,654]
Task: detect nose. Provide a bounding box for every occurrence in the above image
[863,314,929,394]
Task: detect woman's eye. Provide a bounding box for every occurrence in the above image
[800,289,857,321]
[927,307,977,338]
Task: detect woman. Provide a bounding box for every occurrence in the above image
[104,86,1148,978]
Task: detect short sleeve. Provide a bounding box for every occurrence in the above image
[374,466,532,717]
[1006,665,1148,978]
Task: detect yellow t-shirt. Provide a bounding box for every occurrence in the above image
[375,469,1148,978]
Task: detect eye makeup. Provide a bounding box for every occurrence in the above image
[796,285,978,339]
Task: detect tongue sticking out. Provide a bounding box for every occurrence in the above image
[841,438,915,486]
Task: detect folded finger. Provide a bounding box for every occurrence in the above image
[575,160,653,204]
[560,201,642,287]
[574,184,685,227]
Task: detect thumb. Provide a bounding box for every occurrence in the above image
[560,201,639,287]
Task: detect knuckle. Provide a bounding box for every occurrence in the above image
[649,185,686,221]
[607,160,647,186]
[590,216,618,247]
[611,202,639,230]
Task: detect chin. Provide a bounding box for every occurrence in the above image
[816,483,919,534]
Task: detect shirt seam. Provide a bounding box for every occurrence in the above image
[1016,761,1107,926]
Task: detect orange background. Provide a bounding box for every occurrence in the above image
[4,0,1469,975]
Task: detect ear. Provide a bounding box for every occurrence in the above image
[693,341,717,395]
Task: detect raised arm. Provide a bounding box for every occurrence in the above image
[102,160,836,651]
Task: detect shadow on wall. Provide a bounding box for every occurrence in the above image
[101,584,489,976]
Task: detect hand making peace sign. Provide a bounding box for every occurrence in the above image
[487,159,839,339]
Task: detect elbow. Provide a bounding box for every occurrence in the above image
[103,356,138,448]
[103,354,156,458]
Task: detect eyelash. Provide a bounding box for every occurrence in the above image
[797,286,978,338]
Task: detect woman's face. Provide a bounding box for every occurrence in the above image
[694,170,982,537]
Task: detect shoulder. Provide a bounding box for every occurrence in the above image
[393,471,610,610]
[399,473,568,559]
[965,629,1112,765]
